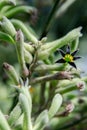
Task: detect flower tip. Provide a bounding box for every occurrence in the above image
[3,62,10,70]
[79,26,82,31]
[2,16,7,22]
[9,0,16,5]
[41,37,47,43]
[16,29,24,41]
[65,103,75,113]
[78,26,83,37]
[77,81,86,91]
[75,26,83,37]
[22,68,29,77]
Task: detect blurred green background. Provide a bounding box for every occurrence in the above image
[0,0,87,129]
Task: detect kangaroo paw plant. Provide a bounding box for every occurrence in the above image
[0,0,87,130]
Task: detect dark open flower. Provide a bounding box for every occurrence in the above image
[56,45,81,69]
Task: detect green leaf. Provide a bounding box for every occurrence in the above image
[0,110,11,130]
[48,94,63,119]
[0,16,16,37]
[3,62,19,85]
[8,103,22,126]
[34,110,49,130]
[0,0,16,9]
[5,5,37,18]
[11,19,38,44]
[19,93,32,130]
[0,31,15,44]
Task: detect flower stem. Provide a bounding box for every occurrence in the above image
[30,71,72,84]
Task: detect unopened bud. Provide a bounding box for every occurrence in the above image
[58,71,73,80]
[3,62,19,85]
[0,17,16,37]
[77,81,85,91]
[15,30,29,77]
[65,103,74,113]
[9,0,16,5]
[41,37,47,43]
[22,68,29,77]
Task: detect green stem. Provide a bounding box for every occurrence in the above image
[30,71,72,84]
[56,77,87,94]
[0,0,16,9]
[11,19,38,44]
[40,0,60,39]
[5,5,36,18]
[39,82,46,111]
[41,27,82,50]
[39,27,82,59]
[71,38,79,52]
[0,110,11,130]
[0,31,15,44]
[58,115,87,130]
[8,103,22,126]
[15,30,29,77]
[35,64,66,72]
[19,93,32,130]
[58,85,76,94]
[55,0,76,18]
[0,6,12,14]
[45,81,57,109]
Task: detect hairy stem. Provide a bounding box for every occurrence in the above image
[30,71,72,84]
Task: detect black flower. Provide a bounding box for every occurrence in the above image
[56,45,81,69]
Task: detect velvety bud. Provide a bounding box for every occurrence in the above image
[65,103,74,113]
[77,81,86,91]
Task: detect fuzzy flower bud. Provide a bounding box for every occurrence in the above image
[15,30,29,77]
[0,17,16,37]
[8,0,16,5]
[65,103,75,113]
[3,62,19,85]
[77,81,86,91]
